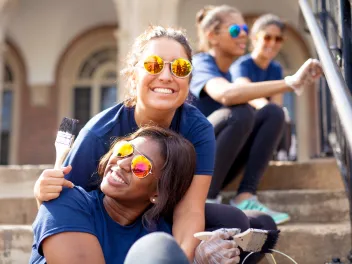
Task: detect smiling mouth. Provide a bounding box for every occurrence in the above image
[110,167,127,184]
[152,88,174,94]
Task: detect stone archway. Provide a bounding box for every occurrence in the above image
[3,40,26,164]
[55,25,118,129]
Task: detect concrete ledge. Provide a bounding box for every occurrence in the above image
[0,225,32,264]
[0,165,52,198]
[222,190,349,223]
[274,222,351,263]
[0,223,349,264]
[224,158,344,191]
[0,198,37,225]
[2,190,349,225]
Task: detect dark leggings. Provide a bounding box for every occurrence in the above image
[205,203,277,263]
[207,104,285,198]
[125,204,276,264]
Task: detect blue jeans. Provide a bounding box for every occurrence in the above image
[124,232,189,264]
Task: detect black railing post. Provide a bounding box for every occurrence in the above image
[340,0,352,93]
[319,0,333,155]
[339,1,352,262]
[300,0,352,262]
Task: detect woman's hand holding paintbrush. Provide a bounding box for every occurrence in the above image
[194,228,241,264]
[34,165,74,203]
[34,117,78,208]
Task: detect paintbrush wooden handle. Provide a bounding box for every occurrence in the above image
[54,145,71,170]
[193,231,213,241]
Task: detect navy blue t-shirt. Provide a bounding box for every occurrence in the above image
[63,102,215,191]
[30,187,172,264]
[230,54,283,83]
[189,53,232,117]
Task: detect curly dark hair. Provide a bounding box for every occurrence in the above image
[98,126,196,229]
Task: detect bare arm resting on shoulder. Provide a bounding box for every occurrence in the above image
[172,174,211,261]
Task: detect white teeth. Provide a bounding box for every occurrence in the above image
[153,88,173,94]
[110,169,126,184]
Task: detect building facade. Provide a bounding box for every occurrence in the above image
[0,0,320,165]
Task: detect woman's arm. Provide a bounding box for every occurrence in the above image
[205,58,322,106]
[42,232,105,264]
[172,175,211,262]
[234,77,271,109]
[204,77,290,106]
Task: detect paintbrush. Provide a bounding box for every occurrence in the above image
[194,228,279,253]
[194,229,293,264]
[54,117,79,170]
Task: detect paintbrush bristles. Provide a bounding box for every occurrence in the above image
[261,230,280,253]
[55,117,79,148]
[58,117,79,134]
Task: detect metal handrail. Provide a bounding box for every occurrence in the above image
[299,0,352,152]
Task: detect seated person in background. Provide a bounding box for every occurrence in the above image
[190,5,322,225]
[30,126,220,264]
[229,14,295,161]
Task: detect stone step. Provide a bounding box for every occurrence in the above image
[1,190,350,225]
[0,165,51,198]
[0,198,37,225]
[222,189,350,223]
[0,223,350,264]
[274,222,351,264]
[0,225,32,264]
[0,159,344,197]
[224,158,345,191]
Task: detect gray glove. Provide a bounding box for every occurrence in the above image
[193,228,241,264]
[284,58,322,95]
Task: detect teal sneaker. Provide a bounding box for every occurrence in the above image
[230,196,290,225]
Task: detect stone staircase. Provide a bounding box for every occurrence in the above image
[0,159,350,263]
[222,158,351,263]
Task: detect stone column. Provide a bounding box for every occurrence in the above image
[113,0,180,101]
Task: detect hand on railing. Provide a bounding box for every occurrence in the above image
[284,58,323,95]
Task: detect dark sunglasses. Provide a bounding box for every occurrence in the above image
[141,55,192,78]
[228,24,249,38]
[262,34,284,43]
[112,141,153,179]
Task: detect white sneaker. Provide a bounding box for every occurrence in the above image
[206,195,222,204]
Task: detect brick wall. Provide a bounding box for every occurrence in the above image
[18,83,58,164]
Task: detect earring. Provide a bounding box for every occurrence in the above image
[151,198,156,203]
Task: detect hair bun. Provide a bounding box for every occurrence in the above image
[196,5,215,25]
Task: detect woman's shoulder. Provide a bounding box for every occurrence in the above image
[270,60,283,70]
[232,53,253,67]
[180,104,214,137]
[44,186,98,209]
[182,103,211,124]
[83,102,133,138]
[192,52,215,64]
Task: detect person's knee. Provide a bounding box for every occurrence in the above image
[137,232,174,244]
[206,204,250,232]
[245,211,277,231]
[125,232,188,264]
[262,104,285,124]
[227,104,256,133]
